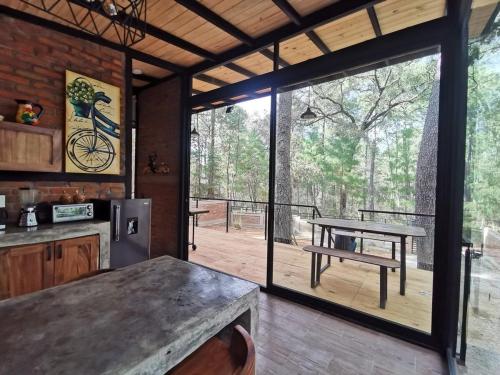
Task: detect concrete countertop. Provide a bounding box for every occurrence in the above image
[0,256,260,375]
[0,220,111,268]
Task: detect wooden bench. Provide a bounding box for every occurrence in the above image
[328,229,400,272]
[303,245,401,309]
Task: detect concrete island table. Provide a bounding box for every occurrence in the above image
[0,256,259,375]
[308,218,426,295]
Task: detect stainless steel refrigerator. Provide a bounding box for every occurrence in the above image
[93,199,151,268]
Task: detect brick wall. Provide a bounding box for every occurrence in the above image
[0,181,125,223]
[0,14,126,221]
[136,77,182,258]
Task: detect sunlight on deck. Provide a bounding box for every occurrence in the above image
[189,226,433,332]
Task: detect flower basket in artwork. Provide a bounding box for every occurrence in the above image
[66,77,95,118]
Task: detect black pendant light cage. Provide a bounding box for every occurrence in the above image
[300,85,317,120]
[191,113,200,137]
[20,0,147,47]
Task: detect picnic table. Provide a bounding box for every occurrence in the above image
[189,208,210,251]
[307,218,426,296]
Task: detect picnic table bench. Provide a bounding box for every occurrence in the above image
[328,229,400,271]
[308,218,426,296]
[303,245,401,309]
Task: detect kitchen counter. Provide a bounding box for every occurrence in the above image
[0,220,110,267]
[0,256,259,375]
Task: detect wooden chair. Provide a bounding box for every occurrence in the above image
[168,325,255,375]
[63,268,115,284]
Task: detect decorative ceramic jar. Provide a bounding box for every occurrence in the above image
[15,99,44,125]
[60,191,73,204]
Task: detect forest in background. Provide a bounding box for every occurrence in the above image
[190,23,500,269]
[191,56,438,216]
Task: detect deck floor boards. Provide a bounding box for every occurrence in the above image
[189,226,433,332]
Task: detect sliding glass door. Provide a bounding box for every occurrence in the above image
[271,53,441,333]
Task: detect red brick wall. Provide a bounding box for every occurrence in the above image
[0,181,125,222]
[0,14,126,221]
[136,77,182,258]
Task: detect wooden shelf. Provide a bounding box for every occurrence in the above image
[0,121,62,172]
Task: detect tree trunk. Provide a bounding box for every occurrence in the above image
[207,109,216,198]
[275,92,293,244]
[415,80,439,270]
[368,134,377,220]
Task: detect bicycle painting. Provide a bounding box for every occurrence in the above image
[65,70,120,175]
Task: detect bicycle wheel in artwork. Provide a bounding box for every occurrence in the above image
[65,70,121,175]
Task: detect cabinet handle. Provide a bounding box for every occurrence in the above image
[46,245,51,261]
[56,244,63,259]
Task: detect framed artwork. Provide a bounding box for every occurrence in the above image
[65,70,120,174]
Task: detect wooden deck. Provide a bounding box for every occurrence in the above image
[189,226,433,332]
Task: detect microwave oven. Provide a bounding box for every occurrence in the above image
[52,203,94,223]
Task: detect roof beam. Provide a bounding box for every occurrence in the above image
[367,7,382,37]
[272,0,302,25]
[190,17,446,107]
[306,31,331,54]
[132,73,157,82]
[175,0,254,46]
[224,63,257,78]
[189,0,382,74]
[0,4,185,73]
[68,0,258,79]
[195,74,230,87]
[259,49,291,67]
[272,0,331,54]
[67,0,219,61]
[481,3,500,36]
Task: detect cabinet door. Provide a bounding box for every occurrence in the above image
[0,243,54,300]
[54,235,99,285]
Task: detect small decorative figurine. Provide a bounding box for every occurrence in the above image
[15,99,44,125]
[143,153,170,175]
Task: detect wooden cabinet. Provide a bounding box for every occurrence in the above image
[0,242,54,300]
[0,235,99,300]
[0,121,62,172]
[54,236,99,285]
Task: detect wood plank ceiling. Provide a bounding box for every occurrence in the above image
[2,0,498,96]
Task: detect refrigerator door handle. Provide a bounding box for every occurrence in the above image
[113,204,121,242]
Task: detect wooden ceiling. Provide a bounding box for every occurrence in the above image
[2,0,498,94]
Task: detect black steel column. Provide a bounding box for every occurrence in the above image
[432,0,471,356]
[124,54,133,198]
[178,73,192,261]
[266,42,280,287]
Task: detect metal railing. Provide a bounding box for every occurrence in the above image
[190,196,322,242]
[190,199,441,251]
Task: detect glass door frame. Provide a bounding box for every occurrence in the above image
[261,18,468,353]
[185,2,470,354]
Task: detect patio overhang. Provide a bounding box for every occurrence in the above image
[1,1,496,95]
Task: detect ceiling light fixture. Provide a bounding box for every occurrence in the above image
[300,86,317,120]
[20,0,148,47]
[191,113,200,137]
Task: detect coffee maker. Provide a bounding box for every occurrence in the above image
[18,188,38,227]
[0,195,7,230]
